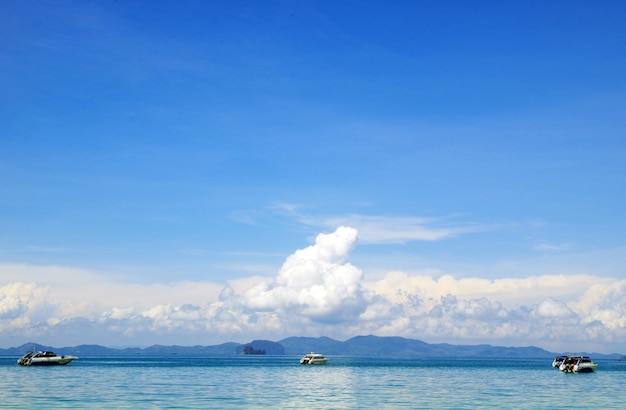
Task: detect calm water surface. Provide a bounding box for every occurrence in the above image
[1,355,625,409]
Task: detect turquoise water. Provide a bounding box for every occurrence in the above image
[1,356,625,409]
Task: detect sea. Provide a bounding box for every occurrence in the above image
[1,355,625,409]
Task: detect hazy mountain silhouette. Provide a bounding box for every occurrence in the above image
[2,336,622,359]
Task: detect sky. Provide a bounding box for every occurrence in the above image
[1,0,625,353]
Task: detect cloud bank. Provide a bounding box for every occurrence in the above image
[1,227,625,353]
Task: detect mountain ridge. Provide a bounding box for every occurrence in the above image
[2,335,622,359]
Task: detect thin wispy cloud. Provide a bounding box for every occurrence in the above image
[254,203,486,244]
[533,241,571,252]
[319,214,482,244]
[25,246,68,253]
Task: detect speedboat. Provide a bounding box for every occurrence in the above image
[559,355,597,373]
[300,352,328,365]
[572,356,598,373]
[17,349,78,366]
[552,355,568,368]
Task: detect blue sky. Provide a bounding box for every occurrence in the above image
[1,0,626,353]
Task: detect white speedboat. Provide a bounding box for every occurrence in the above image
[559,355,597,373]
[300,352,328,365]
[17,349,78,366]
[572,356,598,373]
[551,355,568,368]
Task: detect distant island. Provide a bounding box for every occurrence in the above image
[240,345,266,355]
[1,335,622,360]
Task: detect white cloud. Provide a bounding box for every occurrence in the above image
[240,226,371,323]
[0,283,35,320]
[534,299,576,319]
[533,241,571,252]
[259,204,485,243]
[364,271,610,312]
[319,214,479,243]
[573,280,626,331]
[1,227,626,353]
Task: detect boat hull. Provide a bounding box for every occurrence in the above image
[301,359,328,365]
[573,363,598,373]
[27,357,77,366]
[575,367,595,373]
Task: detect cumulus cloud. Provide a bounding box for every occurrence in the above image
[240,226,371,323]
[0,287,30,320]
[1,227,626,353]
[534,299,576,319]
